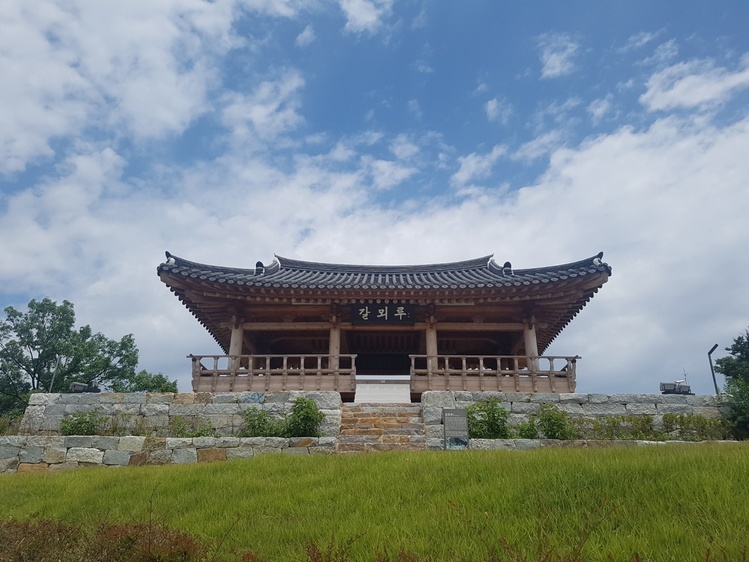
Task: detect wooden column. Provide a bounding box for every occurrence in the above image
[523,317,539,371]
[426,317,438,374]
[229,316,243,372]
[328,316,340,372]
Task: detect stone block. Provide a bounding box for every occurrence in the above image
[530,393,560,403]
[109,404,141,415]
[19,446,45,464]
[65,436,93,448]
[148,393,174,405]
[172,393,196,404]
[18,463,48,472]
[103,450,131,466]
[141,404,170,416]
[226,447,254,459]
[609,394,654,404]
[212,393,238,403]
[422,407,443,425]
[659,394,688,405]
[122,393,145,404]
[67,447,104,464]
[426,438,444,450]
[128,452,148,466]
[695,407,721,419]
[98,393,124,404]
[58,394,83,404]
[0,436,25,446]
[197,447,227,463]
[239,392,264,403]
[29,393,60,406]
[504,392,532,403]
[49,461,79,471]
[657,404,692,414]
[421,392,456,409]
[203,404,240,415]
[510,402,540,414]
[470,439,516,450]
[582,403,628,416]
[25,436,52,447]
[0,446,20,459]
[556,403,585,416]
[43,446,68,464]
[118,436,146,452]
[44,405,67,416]
[147,450,173,465]
[586,394,610,404]
[0,457,19,472]
[292,391,341,410]
[290,437,316,448]
[171,448,198,464]
[166,438,194,449]
[170,404,201,416]
[625,403,658,415]
[264,392,290,403]
[93,436,120,450]
[514,439,541,450]
[192,437,217,448]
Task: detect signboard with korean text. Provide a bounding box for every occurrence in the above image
[443,408,469,450]
[351,302,415,326]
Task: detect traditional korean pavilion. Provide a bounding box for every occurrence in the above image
[158,252,611,401]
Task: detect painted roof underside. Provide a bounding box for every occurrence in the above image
[157,252,612,353]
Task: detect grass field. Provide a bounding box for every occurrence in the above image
[1,443,748,561]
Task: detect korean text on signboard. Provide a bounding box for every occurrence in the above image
[351,303,415,326]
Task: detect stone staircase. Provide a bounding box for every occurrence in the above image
[337,403,427,453]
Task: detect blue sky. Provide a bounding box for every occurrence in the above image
[2,1,749,394]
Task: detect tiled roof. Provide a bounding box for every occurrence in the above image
[157,252,611,292]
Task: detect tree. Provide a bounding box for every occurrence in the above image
[0,298,168,416]
[715,328,749,439]
[111,370,178,393]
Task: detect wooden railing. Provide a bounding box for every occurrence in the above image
[409,355,578,393]
[190,354,357,393]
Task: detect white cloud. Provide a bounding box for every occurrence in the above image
[642,39,679,67]
[451,145,506,187]
[537,32,580,79]
[512,131,562,161]
[295,24,316,47]
[620,30,662,52]
[221,70,305,145]
[485,97,513,124]
[587,94,612,125]
[338,0,393,34]
[640,56,749,111]
[390,135,419,160]
[364,157,418,190]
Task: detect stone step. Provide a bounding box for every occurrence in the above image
[337,403,426,453]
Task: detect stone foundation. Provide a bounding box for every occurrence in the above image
[0,391,730,473]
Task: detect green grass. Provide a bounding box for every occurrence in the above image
[2,444,749,561]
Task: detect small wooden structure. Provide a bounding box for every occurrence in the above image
[158,252,611,401]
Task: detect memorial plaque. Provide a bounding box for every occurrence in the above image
[443,408,469,450]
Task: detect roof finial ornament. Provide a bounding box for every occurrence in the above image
[592,251,604,266]
[165,251,176,265]
[255,261,265,275]
[502,261,513,275]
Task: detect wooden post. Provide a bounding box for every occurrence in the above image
[523,317,539,371]
[229,316,243,373]
[426,317,438,375]
[329,316,340,372]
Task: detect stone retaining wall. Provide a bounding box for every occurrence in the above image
[0,435,336,473]
[421,391,727,449]
[0,391,731,473]
[19,391,342,437]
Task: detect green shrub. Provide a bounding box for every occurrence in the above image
[241,408,285,437]
[169,415,216,438]
[285,397,326,437]
[0,416,20,436]
[467,398,511,439]
[537,404,576,440]
[240,398,326,438]
[60,409,105,436]
[515,417,539,439]
[662,413,731,441]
